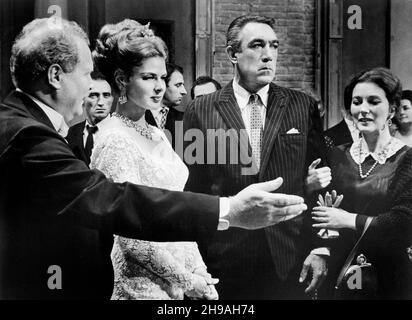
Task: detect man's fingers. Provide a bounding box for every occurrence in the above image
[265,193,305,206]
[318,194,325,206]
[251,177,283,192]
[333,195,344,208]
[299,263,310,283]
[271,204,307,223]
[314,167,331,175]
[312,217,328,222]
[206,278,219,285]
[312,223,330,228]
[305,274,321,294]
[325,192,332,206]
[308,158,321,170]
[312,211,328,216]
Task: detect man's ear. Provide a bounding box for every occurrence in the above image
[114,68,127,90]
[47,64,64,89]
[226,46,238,64]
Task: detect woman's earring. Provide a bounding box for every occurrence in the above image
[388,118,392,127]
[119,88,127,104]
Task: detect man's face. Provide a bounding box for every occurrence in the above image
[60,38,93,122]
[163,70,187,107]
[233,22,278,92]
[83,79,113,124]
[193,82,218,98]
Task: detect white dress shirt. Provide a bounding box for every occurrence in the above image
[82,116,111,147]
[232,79,268,139]
[150,107,169,129]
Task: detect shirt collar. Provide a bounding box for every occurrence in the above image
[350,137,405,165]
[152,106,169,118]
[84,115,111,131]
[232,78,269,111]
[16,88,69,138]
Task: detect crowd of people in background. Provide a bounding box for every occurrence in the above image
[0,12,411,300]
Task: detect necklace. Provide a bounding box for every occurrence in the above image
[112,112,158,141]
[358,137,393,179]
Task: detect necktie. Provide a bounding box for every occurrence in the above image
[159,107,169,130]
[249,94,263,170]
[85,125,98,164]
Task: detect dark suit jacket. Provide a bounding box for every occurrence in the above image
[66,120,88,164]
[145,107,184,150]
[184,82,326,295]
[0,90,219,299]
[323,119,353,148]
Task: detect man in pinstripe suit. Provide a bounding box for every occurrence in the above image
[184,15,328,299]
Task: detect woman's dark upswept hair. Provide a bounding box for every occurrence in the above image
[344,67,402,113]
[93,19,168,93]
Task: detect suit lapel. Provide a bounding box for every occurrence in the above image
[215,82,246,131]
[214,82,252,161]
[77,121,87,159]
[8,90,55,130]
[259,84,288,177]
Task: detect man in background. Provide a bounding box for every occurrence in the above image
[146,63,187,150]
[66,70,113,165]
[190,76,221,99]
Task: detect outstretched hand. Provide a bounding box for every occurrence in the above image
[227,177,307,230]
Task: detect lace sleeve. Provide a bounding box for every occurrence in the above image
[91,132,142,184]
[119,237,195,291]
[192,243,207,271]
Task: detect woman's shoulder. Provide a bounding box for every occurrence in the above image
[397,145,412,166]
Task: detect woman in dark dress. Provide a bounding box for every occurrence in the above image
[312,67,412,299]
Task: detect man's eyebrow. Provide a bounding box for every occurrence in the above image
[249,38,265,43]
[248,38,279,44]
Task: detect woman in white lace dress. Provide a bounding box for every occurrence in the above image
[91,19,218,300]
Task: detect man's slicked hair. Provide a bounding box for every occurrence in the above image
[190,76,221,99]
[226,15,275,54]
[165,63,184,86]
[10,18,89,90]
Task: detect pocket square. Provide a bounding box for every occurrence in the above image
[286,128,300,134]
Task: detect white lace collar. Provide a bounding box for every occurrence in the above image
[350,137,405,165]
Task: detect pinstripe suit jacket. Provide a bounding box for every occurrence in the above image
[184,81,326,283]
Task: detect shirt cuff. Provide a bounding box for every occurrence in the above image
[310,247,330,256]
[218,197,230,231]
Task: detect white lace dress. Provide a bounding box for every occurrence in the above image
[90,116,207,300]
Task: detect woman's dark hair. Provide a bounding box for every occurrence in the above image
[344,67,402,113]
[93,19,168,93]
